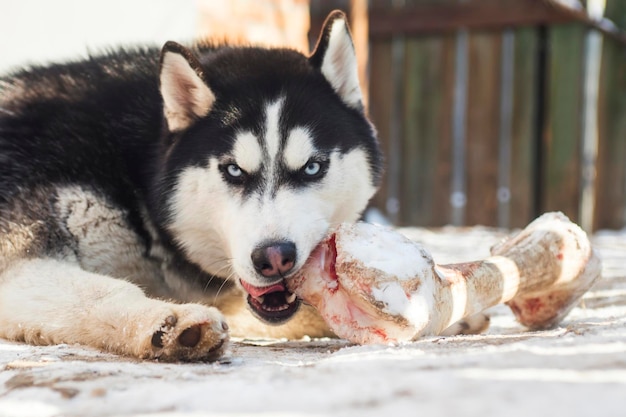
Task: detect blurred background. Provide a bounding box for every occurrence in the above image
[1,0,625,232]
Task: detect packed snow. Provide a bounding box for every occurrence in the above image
[0,225,625,417]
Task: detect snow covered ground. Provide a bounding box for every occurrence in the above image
[0,226,625,417]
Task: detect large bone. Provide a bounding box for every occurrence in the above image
[287,212,601,344]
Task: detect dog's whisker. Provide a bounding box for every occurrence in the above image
[202,258,235,294]
[213,271,238,305]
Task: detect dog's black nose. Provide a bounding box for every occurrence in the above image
[251,241,297,278]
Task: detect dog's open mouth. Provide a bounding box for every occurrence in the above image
[240,280,301,324]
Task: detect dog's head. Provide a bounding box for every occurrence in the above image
[155,11,382,324]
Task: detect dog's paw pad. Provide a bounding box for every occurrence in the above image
[147,306,229,361]
[178,324,202,348]
[151,315,178,348]
[151,315,177,348]
[151,331,165,348]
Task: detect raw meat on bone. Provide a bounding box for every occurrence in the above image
[287,212,601,344]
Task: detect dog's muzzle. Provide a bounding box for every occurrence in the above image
[240,279,301,324]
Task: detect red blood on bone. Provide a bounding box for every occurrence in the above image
[524,297,544,315]
[319,233,339,294]
[328,233,338,281]
[372,328,388,341]
[356,281,372,294]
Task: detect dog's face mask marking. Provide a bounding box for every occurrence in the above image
[159,12,382,324]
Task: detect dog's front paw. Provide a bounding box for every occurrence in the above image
[140,304,229,361]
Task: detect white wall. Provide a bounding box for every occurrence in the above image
[0,0,197,73]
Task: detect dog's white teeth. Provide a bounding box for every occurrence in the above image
[286,292,297,304]
[253,295,265,304]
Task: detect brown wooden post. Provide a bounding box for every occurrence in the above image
[196,0,310,52]
[350,0,369,109]
[595,0,626,230]
[542,24,585,222]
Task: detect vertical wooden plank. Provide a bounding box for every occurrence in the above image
[401,37,429,225]
[396,0,457,227]
[497,29,516,228]
[450,30,469,226]
[542,24,585,221]
[385,35,407,224]
[368,39,394,217]
[465,31,502,226]
[509,28,539,228]
[350,0,369,109]
[595,0,626,230]
[401,36,449,226]
[433,34,457,227]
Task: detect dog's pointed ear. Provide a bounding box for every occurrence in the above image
[159,41,216,132]
[309,11,363,111]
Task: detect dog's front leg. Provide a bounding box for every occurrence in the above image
[0,258,229,361]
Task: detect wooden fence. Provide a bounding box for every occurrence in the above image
[310,0,626,231]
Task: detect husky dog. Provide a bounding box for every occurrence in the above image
[0,11,382,360]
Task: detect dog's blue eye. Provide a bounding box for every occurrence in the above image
[221,163,248,185]
[226,164,243,178]
[304,162,321,176]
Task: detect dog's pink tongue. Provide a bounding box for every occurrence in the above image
[240,280,285,297]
